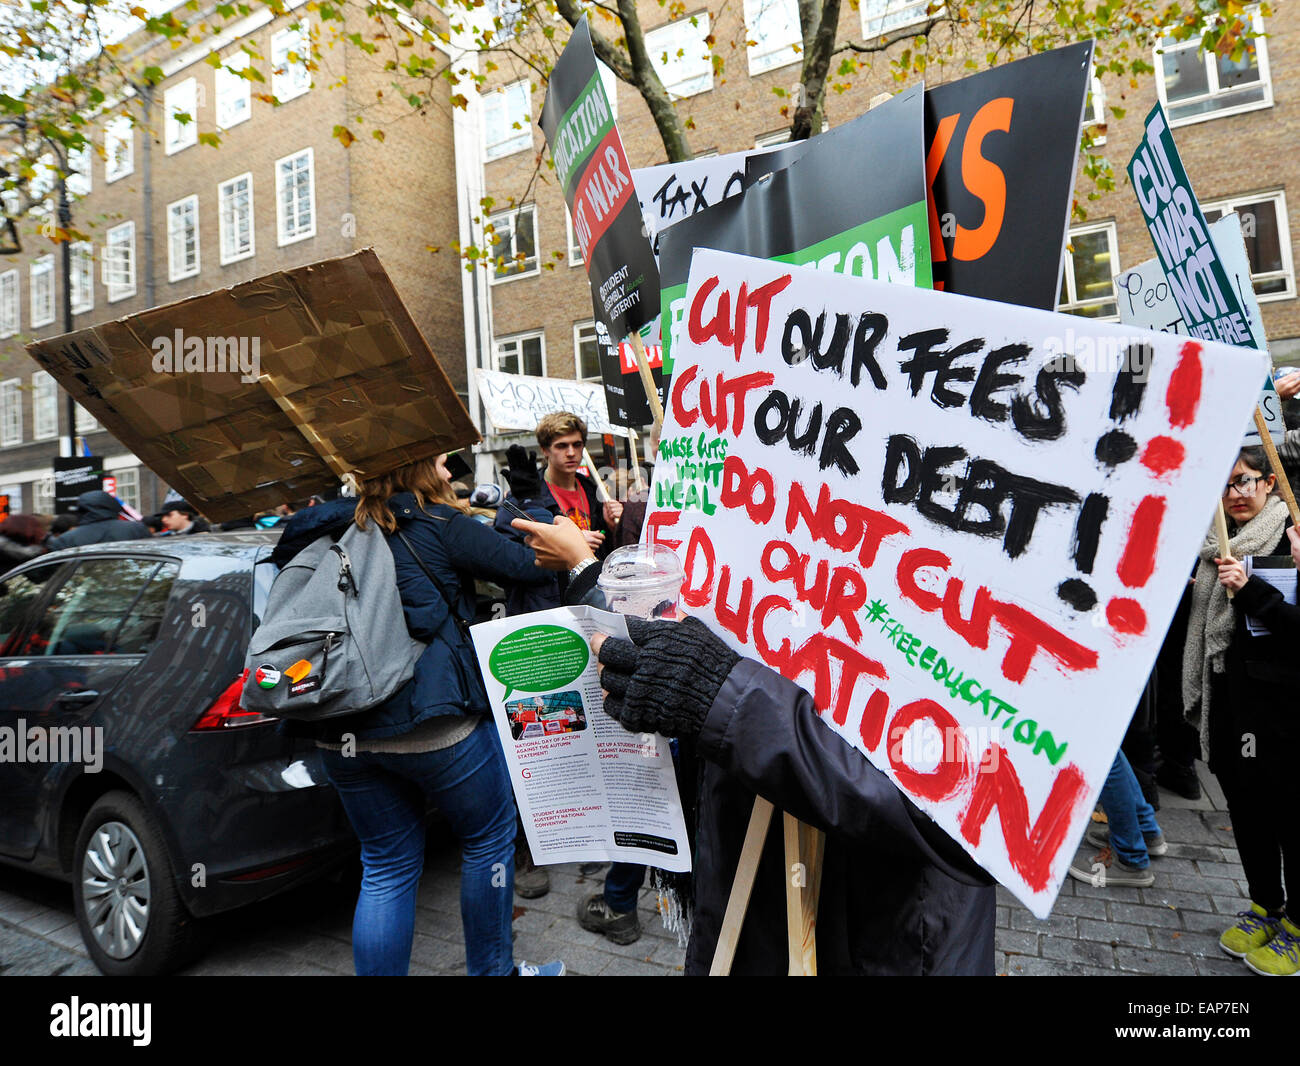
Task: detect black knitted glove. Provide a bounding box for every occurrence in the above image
[503,444,542,499]
[596,616,741,738]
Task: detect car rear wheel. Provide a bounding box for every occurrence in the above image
[72,790,197,976]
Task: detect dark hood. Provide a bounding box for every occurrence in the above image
[74,490,126,522]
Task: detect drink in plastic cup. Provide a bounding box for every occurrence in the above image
[597,544,684,620]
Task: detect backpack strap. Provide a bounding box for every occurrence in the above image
[393,527,472,642]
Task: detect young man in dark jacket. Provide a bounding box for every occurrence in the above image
[47,490,150,548]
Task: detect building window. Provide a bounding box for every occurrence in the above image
[1,379,22,447]
[495,331,545,376]
[113,468,140,511]
[1058,222,1119,319]
[861,0,939,38]
[1202,192,1295,302]
[484,0,523,42]
[167,195,201,281]
[744,0,801,75]
[574,321,602,380]
[75,403,98,434]
[219,173,255,264]
[0,270,18,338]
[271,22,312,103]
[104,115,133,182]
[482,81,532,161]
[32,371,57,440]
[71,242,94,315]
[275,148,315,245]
[164,78,199,155]
[33,476,54,514]
[104,221,136,302]
[646,14,713,99]
[30,256,54,328]
[599,62,619,119]
[1086,76,1106,146]
[1156,11,1270,126]
[215,51,252,130]
[67,143,92,198]
[755,130,791,148]
[487,205,537,281]
[566,206,583,267]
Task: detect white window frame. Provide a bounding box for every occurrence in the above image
[114,467,140,512]
[0,379,22,447]
[1201,190,1296,304]
[599,61,619,120]
[646,13,714,99]
[566,206,583,267]
[167,195,201,281]
[484,0,523,43]
[573,321,602,381]
[275,148,316,246]
[1058,221,1120,321]
[67,144,92,198]
[103,220,137,302]
[1155,10,1271,128]
[744,0,802,76]
[104,115,134,183]
[218,172,256,264]
[482,80,532,161]
[861,0,940,39]
[32,370,58,441]
[755,129,791,148]
[271,21,312,103]
[494,330,546,377]
[1086,75,1106,147]
[74,403,98,434]
[29,255,54,329]
[32,476,54,515]
[0,270,18,338]
[487,204,538,283]
[164,77,199,155]
[215,51,252,130]
[71,241,94,315]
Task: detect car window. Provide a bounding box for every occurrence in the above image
[0,563,64,655]
[24,558,177,657]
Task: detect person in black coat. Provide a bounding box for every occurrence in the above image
[514,514,996,975]
[270,456,562,977]
[47,491,150,548]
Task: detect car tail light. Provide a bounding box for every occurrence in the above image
[191,671,272,731]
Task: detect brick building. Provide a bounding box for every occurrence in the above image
[0,1,1294,514]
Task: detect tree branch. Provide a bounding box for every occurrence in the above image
[835,14,947,55]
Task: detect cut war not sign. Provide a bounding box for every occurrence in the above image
[645,249,1268,916]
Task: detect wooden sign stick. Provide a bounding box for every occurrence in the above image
[709,796,774,975]
[627,430,645,493]
[1254,407,1300,526]
[1213,500,1235,601]
[627,331,665,430]
[581,448,615,502]
[783,813,824,976]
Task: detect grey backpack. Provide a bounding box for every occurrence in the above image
[241,522,425,720]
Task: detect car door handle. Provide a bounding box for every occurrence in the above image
[56,690,100,704]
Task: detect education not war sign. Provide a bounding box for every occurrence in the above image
[540,17,660,344]
[658,83,931,375]
[748,42,1095,311]
[644,248,1268,915]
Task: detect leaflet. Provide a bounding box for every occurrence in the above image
[470,605,691,872]
[1243,556,1299,637]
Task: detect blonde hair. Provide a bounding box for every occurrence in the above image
[354,455,470,533]
[536,411,588,449]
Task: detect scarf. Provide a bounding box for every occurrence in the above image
[1182,495,1288,758]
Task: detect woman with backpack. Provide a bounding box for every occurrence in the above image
[270,455,564,977]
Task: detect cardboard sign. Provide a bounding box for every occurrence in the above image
[540,17,660,343]
[1128,103,1253,348]
[749,43,1095,310]
[645,248,1268,916]
[475,368,622,436]
[27,250,479,523]
[1117,214,1283,445]
[658,84,931,376]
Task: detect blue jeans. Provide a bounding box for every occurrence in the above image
[321,718,517,975]
[1099,750,1161,869]
[604,863,646,913]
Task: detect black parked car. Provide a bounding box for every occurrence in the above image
[0,532,353,975]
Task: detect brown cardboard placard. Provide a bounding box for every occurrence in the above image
[26,249,479,522]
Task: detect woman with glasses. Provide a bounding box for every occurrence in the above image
[1182,446,1299,976]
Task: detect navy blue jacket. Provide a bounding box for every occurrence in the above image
[492,473,609,614]
[271,494,550,740]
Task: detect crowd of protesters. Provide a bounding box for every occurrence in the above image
[2,382,1297,978]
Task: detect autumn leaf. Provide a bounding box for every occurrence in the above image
[333,124,356,147]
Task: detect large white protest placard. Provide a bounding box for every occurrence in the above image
[475,368,623,436]
[471,606,691,871]
[1116,214,1283,445]
[644,248,1268,916]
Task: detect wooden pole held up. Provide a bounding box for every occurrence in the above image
[709,797,774,976]
[627,331,665,430]
[1254,407,1300,526]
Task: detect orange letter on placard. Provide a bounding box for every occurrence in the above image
[953,98,1013,261]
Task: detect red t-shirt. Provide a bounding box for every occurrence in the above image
[548,481,592,530]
